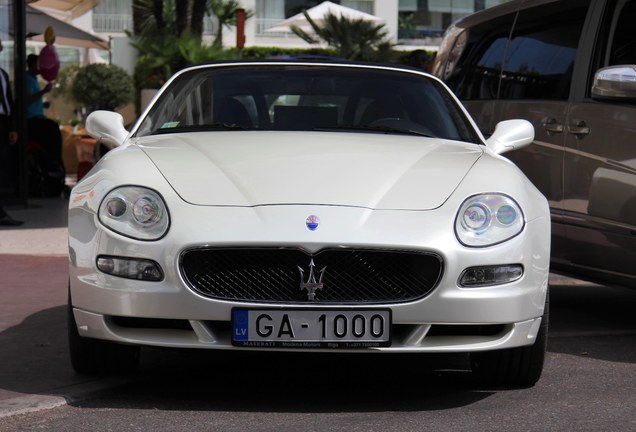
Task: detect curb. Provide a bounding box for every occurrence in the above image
[0,394,67,419]
[0,378,128,419]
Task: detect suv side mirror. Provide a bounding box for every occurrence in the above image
[485,119,534,155]
[592,65,636,100]
[85,111,128,149]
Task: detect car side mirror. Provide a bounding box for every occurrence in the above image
[485,119,534,155]
[591,65,636,100]
[85,111,128,149]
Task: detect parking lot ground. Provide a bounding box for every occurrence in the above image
[0,250,634,421]
[0,197,634,428]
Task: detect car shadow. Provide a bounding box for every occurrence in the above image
[0,305,493,412]
[548,281,636,364]
[0,306,99,399]
[89,349,492,413]
[0,277,634,412]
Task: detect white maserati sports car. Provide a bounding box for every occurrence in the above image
[68,61,550,386]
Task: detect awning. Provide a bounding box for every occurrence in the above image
[28,0,101,20]
[26,4,108,49]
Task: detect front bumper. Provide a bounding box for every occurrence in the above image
[72,308,543,353]
[69,201,550,353]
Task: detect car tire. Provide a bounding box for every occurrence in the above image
[470,289,549,387]
[68,288,140,374]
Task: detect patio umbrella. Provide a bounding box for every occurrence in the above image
[25,4,108,49]
[28,0,101,20]
[0,3,107,49]
[266,1,384,33]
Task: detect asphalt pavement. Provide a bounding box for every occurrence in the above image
[0,195,634,427]
[0,195,124,418]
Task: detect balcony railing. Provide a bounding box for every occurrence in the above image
[93,13,133,32]
[93,14,216,35]
[255,18,291,36]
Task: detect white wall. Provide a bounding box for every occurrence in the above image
[374,0,399,42]
[110,36,137,74]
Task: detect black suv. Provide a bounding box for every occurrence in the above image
[433,0,636,289]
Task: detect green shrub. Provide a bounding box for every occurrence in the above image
[72,63,134,112]
[51,64,80,103]
[239,46,338,59]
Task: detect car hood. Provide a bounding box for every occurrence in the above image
[135,131,483,210]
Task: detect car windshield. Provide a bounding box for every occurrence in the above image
[134,64,482,143]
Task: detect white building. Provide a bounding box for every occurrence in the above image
[84,1,511,58]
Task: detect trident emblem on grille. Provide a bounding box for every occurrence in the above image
[298,258,327,301]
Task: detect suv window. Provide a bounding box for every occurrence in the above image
[585,0,636,99]
[608,0,636,66]
[447,14,516,101]
[498,1,589,101]
[449,0,590,102]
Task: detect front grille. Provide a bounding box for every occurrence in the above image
[180,248,443,304]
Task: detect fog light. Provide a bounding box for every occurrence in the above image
[459,264,523,287]
[97,255,164,281]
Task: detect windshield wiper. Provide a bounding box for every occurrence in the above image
[150,123,250,135]
[313,124,434,138]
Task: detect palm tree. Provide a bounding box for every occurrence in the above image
[129,0,233,114]
[132,1,252,50]
[208,0,253,48]
[176,0,208,40]
[130,0,234,76]
[130,0,183,75]
[133,0,207,40]
[291,11,394,61]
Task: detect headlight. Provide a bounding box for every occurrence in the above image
[98,186,169,240]
[455,194,524,247]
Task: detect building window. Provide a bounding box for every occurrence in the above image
[398,0,510,40]
[255,0,285,34]
[92,0,133,32]
[342,1,374,14]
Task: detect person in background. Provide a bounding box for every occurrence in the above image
[26,53,53,117]
[26,53,63,176]
[0,204,22,226]
[0,39,23,226]
[407,49,434,72]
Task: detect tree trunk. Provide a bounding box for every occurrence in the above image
[132,0,145,35]
[175,0,191,37]
[152,0,164,29]
[190,0,207,41]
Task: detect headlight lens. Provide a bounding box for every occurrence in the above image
[98,186,169,240]
[455,194,524,247]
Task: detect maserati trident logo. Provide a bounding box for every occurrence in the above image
[297,258,327,301]
[305,215,320,231]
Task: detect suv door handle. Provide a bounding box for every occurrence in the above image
[569,120,590,138]
[542,117,564,135]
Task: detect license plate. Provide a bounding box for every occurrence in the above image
[232,308,391,349]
